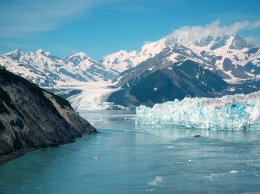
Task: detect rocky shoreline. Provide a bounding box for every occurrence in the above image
[0,69,97,163]
[0,148,35,165]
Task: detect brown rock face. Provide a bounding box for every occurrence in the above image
[0,69,96,162]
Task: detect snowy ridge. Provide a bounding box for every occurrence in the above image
[0,49,65,86]
[101,38,167,72]
[135,91,260,130]
[1,34,260,111]
[103,34,260,83]
[0,49,116,87]
[1,34,259,87]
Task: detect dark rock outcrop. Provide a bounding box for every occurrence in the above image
[0,69,96,163]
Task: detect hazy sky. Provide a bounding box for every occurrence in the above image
[0,0,260,60]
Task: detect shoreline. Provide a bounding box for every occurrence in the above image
[0,148,36,165]
[0,131,99,165]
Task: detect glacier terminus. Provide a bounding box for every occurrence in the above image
[135,91,260,130]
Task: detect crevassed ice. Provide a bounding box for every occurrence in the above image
[135,92,260,130]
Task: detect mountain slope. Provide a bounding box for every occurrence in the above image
[0,34,259,87]
[100,39,167,73]
[64,52,117,81]
[106,33,260,109]
[104,34,260,83]
[0,68,96,163]
[107,60,229,108]
[0,34,259,111]
[0,49,116,87]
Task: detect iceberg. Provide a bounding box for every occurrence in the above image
[135,92,260,130]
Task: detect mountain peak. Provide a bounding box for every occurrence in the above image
[165,35,185,47]
[194,36,214,47]
[63,52,97,67]
[204,34,257,50]
[5,49,22,55]
[229,34,256,50]
[67,52,88,59]
[4,49,24,60]
[210,35,231,50]
[69,51,76,55]
[77,52,88,59]
[36,49,44,53]
[13,49,22,53]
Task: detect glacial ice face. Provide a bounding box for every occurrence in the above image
[135,92,260,130]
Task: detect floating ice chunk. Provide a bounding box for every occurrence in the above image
[135,92,260,130]
[147,176,164,186]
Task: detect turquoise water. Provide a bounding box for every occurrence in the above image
[0,110,259,194]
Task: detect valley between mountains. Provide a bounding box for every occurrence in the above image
[1,34,260,110]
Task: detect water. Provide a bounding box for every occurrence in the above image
[0,110,259,194]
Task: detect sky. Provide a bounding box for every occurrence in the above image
[0,0,260,60]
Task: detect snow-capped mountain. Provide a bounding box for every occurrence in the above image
[0,49,64,87]
[104,34,260,108]
[102,34,260,83]
[107,60,230,108]
[1,34,259,88]
[0,33,260,110]
[100,39,168,73]
[0,49,117,87]
[63,52,117,82]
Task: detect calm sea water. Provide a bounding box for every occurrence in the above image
[0,110,259,194]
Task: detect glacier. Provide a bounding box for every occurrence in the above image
[57,81,119,111]
[135,92,260,130]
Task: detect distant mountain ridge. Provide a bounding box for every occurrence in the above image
[0,33,260,110]
[0,49,117,87]
[103,34,260,108]
[104,34,260,83]
[0,34,259,88]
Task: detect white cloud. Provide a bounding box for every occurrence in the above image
[168,20,260,42]
[248,20,260,29]
[246,36,258,43]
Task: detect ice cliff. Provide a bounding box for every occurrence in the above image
[135,92,260,130]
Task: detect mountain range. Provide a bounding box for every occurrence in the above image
[103,34,260,82]
[0,49,117,87]
[105,34,260,107]
[0,34,260,109]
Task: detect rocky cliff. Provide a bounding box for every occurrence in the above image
[0,68,96,163]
